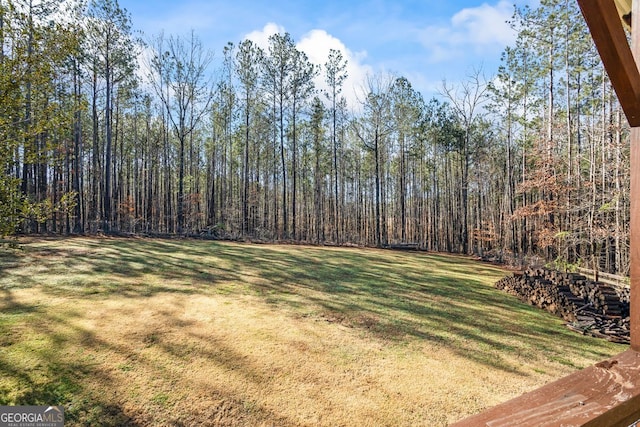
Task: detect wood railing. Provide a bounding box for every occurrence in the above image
[576,267,630,291]
[450,349,640,426]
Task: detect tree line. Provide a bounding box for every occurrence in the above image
[0,0,630,275]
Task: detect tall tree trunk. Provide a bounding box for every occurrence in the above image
[374,129,381,247]
[400,133,407,242]
[103,35,113,232]
[279,89,287,239]
[92,65,101,230]
[243,94,250,236]
[73,60,84,233]
[333,95,339,244]
[177,129,185,234]
[292,99,297,240]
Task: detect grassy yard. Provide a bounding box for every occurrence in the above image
[0,237,626,426]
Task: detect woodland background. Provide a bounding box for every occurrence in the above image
[0,0,630,275]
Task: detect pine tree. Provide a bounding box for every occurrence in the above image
[324,48,347,243]
[236,39,263,236]
[86,0,136,232]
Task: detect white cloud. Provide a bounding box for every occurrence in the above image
[243,24,374,108]
[452,1,515,45]
[418,0,516,63]
[244,22,286,51]
[296,29,373,108]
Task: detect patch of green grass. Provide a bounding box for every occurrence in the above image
[0,237,627,426]
[150,392,170,406]
[3,238,625,365]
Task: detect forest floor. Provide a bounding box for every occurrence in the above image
[0,237,626,426]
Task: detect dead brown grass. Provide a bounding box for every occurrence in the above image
[0,237,626,426]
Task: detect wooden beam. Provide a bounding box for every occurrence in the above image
[450,350,640,426]
[578,0,640,127]
[630,0,640,352]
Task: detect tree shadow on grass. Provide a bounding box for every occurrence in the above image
[207,243,623,373]
[0,237,625,405]
[125,240,625,364]
[1,238,240,297]
[0,284,303,426]
[0,298,138,425]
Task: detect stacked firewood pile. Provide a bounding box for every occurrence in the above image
[495,268,630,344]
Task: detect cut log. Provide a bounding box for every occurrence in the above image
[495,268,630,344]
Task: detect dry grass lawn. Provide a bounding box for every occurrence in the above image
[0,237,626,426]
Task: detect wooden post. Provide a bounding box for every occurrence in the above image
[631,0,640,351]
[578,0,640,351]
[577,0,640,126]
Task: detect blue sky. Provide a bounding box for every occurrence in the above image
[120,0,538,102]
